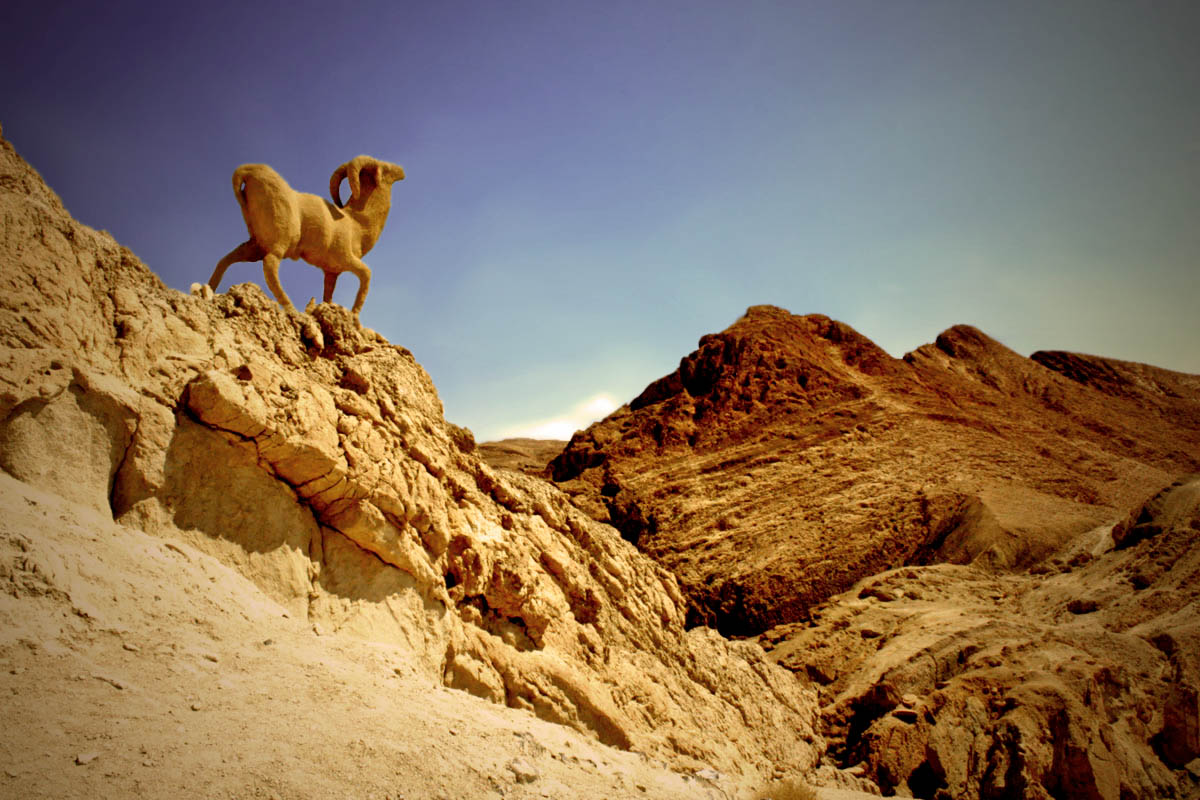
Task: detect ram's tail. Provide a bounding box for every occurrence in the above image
[232,166,252,213]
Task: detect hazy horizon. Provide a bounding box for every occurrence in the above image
[4,0,1197,440]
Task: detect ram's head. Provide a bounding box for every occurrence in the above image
[330,156,405,209]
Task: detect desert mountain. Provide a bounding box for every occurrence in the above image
[549,305,1200,636]
[536,304,1200,798]
[0,129,837,797]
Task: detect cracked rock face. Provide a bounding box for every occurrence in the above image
[0,133,819,782]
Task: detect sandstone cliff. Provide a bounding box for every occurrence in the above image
[0,130,822,795]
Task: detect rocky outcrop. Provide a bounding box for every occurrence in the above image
[0,131,820,783]
[763,476,1200,799]
[550,306,1200,636]
[1031,349,1200,430]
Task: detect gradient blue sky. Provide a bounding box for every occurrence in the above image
[3,1,1197,440]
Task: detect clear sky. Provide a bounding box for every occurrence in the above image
[3,1,1197,441]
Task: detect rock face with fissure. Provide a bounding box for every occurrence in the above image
[0,132,819,781]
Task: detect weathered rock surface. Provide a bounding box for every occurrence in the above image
[550,305,1200,636]
[0,131,820,788]
[763,476,1200,799]
[0,471,744,799]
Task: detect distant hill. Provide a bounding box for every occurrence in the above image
[550,305,1200,636]
[476,437,566,476]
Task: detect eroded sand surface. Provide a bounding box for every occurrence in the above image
[0,473,733,800]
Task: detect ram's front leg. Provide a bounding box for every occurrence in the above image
[322,270,339,303]
[346,258,372,318]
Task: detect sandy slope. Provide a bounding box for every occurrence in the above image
[0,472,736,799]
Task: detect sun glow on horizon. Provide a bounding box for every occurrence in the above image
[492,393,620,442]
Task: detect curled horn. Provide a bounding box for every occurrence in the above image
[330,163,349,208]
[330,156,379,208]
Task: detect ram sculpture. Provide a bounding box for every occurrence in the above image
[209,156,405,317]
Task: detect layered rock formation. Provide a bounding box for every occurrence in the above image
[763,476,1200,799]
[0,131,821,788]
[550,305,1200,635]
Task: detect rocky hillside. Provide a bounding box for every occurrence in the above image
[763,475,1200,799]
[540,304,1200,799]
[0,128,828,797]
[550,305,1200,636]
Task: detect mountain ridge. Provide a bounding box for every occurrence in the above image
[549,305,1200,635]
[528,305,1200,798]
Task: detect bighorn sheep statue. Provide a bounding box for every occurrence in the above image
[209,156,405,317]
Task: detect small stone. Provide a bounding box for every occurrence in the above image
[507,758,540,784]
[860,627,884,639]
[901,693,919,707]
[1067,598,1099,614]
[261,639,274,646]
[859,586,897,602]
[201,652,219,663]
[1185,758,1200,779]
[122,642,140,652]
[190,702,203,711]
[448,728,458,736]
[693,767,723,783]
[75,752,100,765]
[893,707,919,723]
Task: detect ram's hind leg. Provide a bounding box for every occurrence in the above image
[209,240,265,290]
[322,270,338,303]
[262,253,296,312]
